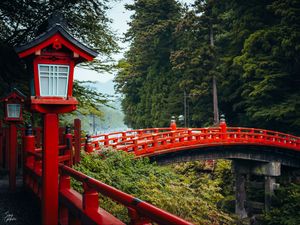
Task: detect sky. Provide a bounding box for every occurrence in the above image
[74,0,194,83]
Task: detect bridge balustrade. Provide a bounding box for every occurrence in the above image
[22,127,193,225]
[86,127,300,156]
[59,164,192,225]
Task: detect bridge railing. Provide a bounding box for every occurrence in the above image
[23,127,74,199]
[84,127,180,152]
[23,126,193,225]
[85,127,300,155]
[59,164,193,225]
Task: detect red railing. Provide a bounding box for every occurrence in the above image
[59,164,193,225]
[23,126,193,225]
[86,126,300,156]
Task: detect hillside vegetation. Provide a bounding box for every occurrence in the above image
[73,150,234,225]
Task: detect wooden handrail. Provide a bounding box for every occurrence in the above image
[59,164,193,225]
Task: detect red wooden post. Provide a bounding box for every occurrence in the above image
[133,137,139,154]
[152,134,158,149]
[9,123,17,191]
[23,125,35,186]
[74,119,81,164]
[85,134,93,153]
[42,113,59,225]
[104,134,109,145]
[187,129,192,141]
[219,114,227,140]
[83,183,99,211]
[122,132,127,141]
[64,125,73,166]
[170,119,177,130]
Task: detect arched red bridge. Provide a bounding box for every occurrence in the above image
[86,120,300,167]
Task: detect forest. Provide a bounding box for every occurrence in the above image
[115,0,300,135]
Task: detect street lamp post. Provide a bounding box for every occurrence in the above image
[15,13,98,225]
[1,89,25,191]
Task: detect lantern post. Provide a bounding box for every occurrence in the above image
[15,13,98,225]
[0,89,25,191]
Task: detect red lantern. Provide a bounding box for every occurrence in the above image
[1,89,25,122]
[15,17,98,114]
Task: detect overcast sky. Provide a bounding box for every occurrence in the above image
[74,0,194,83]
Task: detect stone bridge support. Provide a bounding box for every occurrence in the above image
[233,160,281,219]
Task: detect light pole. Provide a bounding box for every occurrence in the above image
[0,89,25,191]
[15,13,98,225]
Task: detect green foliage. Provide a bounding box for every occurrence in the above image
[114,0,181,128]
[73,150,233,224]
[262,183,300,225]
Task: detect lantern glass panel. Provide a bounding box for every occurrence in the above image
[7,104,21,118]
[38,64,69,97]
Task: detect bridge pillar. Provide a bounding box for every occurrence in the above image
[233,159,281,217]
[235,173,248,219]
[265,176,276,212]
[234,162,248,219]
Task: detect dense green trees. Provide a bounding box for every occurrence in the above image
[115,0,300,134]
[262,183,300,225]
[115,0,181,128]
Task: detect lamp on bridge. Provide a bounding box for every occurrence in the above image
[170,116,177,130]
[15,12,98,225]
[0,88,25,191]
[219,114,227,134]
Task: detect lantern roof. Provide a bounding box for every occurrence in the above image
[15,16,98,62]
[0,88,26,103]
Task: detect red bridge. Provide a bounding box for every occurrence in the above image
[84,118,300,219]
[86,118,300,167]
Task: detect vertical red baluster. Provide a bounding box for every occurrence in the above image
[133,137,139,154]
[104,134,109,145]
[9,123,17,191]
[219,115,227,140]
[188,129,192,141]
[83,182,99,221]
[23,125,35,187]
[85,134,93,153]
[74,119,81,164]
[59,172,70,225]
[122,132,127,141]
[65,125,73,166]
